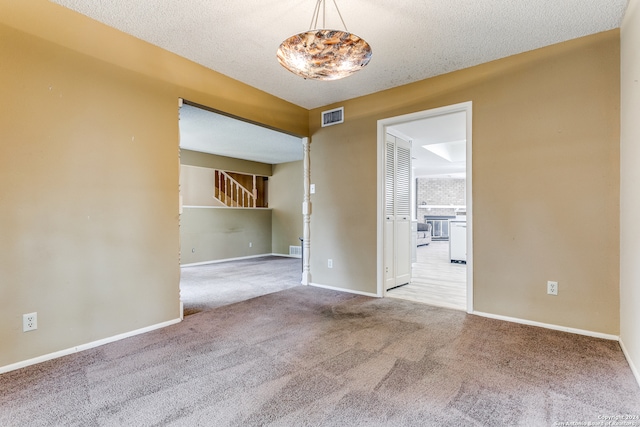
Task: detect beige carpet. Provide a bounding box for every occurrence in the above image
[180,255,302,316]
[1,286,639,426]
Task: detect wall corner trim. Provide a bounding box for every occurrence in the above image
[472,311,619,341]
[0,318,182,375]
[620,339,640,389]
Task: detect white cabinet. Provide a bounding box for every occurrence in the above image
[449,220,467,263]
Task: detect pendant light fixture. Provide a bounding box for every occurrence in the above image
[276,0,372,81]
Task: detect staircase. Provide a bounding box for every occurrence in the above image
[214,170,258,208]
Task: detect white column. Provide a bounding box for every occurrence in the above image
[301,137,311,285]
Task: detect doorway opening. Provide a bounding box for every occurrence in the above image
[177,100,306,316]
[377,102,473,313]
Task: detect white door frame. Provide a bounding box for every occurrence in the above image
[376,101,474,313]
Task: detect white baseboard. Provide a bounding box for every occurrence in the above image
[181,253,302,267]
[472,311,619,341]
[273,253,303,259]
[0,318,182,375]
[309,282,379,298]
[180,253,273,267]
[619,339,640,389]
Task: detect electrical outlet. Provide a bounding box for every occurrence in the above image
[249,242,252,248]
[328,259,333,268]
[23,312,37,332]
[547,281,558,296]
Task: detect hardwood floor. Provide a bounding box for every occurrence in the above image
[386,241,467,310]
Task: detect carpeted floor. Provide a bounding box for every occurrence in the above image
[1,286,639,426]
[180,255,302,316]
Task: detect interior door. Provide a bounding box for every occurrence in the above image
[384,136,396,290]
[384,133,412,290]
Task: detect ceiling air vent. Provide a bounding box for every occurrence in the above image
[321,107,344,127]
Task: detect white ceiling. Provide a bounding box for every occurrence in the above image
[389,111,467,178]
[51,1,628,171]
[179,104,303,164]
[52,0,628,110]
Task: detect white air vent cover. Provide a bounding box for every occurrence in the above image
[289,245,302,258]
[321,107,344,127]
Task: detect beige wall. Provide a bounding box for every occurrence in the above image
[620,0,640,382]
[309,31,620,334]
[180,208,272,264]
[179,149,273,208]
[179,154,303,261]
[179,150,279,264]
[0,0,628,369]
[180,165,219,207]
[0,2,308,138]
[271,161,304,255]
[180,149,273,177]
[0,22,179,366]
[0,2,307,368]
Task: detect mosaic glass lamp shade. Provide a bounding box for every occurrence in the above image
[277,1,372,81]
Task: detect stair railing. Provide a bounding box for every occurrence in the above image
[214,170,256,208]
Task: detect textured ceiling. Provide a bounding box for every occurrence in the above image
[51,1,628,171]
[51,0,628,110]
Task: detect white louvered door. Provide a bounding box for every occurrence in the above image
[384,134,412,291]
[384,136,396,290]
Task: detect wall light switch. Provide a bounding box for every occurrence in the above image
[310,184,316,194]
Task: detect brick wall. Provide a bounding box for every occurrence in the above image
[416,177,466,220]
